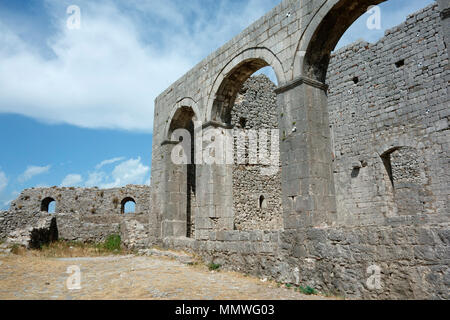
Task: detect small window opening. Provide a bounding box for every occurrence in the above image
[395,60,405,68]
[121,197,136,214]
[41,197,56,214]
[239,117,247,129]
[381,150,396,188]
[352,76,359,84]
[259,195,267,209]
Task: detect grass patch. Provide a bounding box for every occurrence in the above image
[10,235,127,258]
[10,244,23,255]
[299,286,317,295]
[100,235,122,252]
[208,263,221,271]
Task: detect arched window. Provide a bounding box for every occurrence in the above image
[41,197,56,214]
[121,197,136,214]
[381,146,427,215]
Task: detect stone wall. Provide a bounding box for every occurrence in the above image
[166,220,449,300]
[1,2,448,300]
[327,4,449,226]
[231,75,283,231]
[0,210,152,249]
[0,210,59,249]
[3,185,155,249]
[157,4,450,300]
[10,185,151,216]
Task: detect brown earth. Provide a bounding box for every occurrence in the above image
[0,253,335,300]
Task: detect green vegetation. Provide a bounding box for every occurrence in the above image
[101,234,122,252]
[208,263,221,271]
[10,235,125,258]
[299,286,317,295]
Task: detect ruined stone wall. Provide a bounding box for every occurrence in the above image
[160,4,450,300]
[0,210,152,249]
[327,4,449,226]
[4,185,155,249]
[166,220,449,300]
[10,185,151,216]
[231,75,283,231]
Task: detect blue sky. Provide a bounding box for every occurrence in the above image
[0,0,434,209]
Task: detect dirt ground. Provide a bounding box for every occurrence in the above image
[0,253,333,300]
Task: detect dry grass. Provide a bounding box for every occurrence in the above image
[10,240,131,259]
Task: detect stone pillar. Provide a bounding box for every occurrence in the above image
[160,141,188,238]
[194,122,234,240]
[275,76,337,229]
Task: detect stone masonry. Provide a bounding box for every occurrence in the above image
[1,1,449,300]
[151,1,450,300]
[231,75,283,231]
[1,185,156,249]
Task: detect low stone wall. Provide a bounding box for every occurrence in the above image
[57,212,150,249]
[0,211,57,248]
[0,210,151,249]
[163,220,450,300]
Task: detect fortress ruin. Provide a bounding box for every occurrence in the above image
[1,2,449,299]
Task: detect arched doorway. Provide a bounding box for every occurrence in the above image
[207,52,284,232]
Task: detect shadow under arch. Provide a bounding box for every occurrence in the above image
[206,47,286,124]
[294,0,386,83]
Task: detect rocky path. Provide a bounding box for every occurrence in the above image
[0,253,331,300]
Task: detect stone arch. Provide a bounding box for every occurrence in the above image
[294,0,386,82]
[164,98,200,140]
[206,47,286,124]
[41,197,56,213]
[121,197,136,214]
[163,103,198,238]
[375,137,431,216]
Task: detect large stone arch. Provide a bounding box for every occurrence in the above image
[161,100,200,239]
[164,97,200,141]
[294,0,386,82]
[206,47,286,124]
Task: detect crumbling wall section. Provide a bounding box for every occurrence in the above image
[9,185,151,216]
[0,210,151,249]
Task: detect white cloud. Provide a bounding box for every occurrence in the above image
[95,157,125,170]
[0,0,432,132]
[101,157,150,188]
[85,171,106,188]
[18,165,51,183]
[0,171,8,193]
[0,0,278,132]
[61,174,83,187]
[85,157,149,188]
